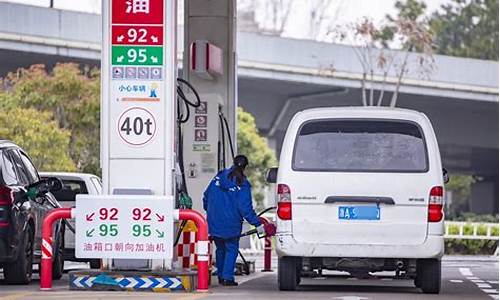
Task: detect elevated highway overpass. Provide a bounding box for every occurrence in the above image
[0,2,498,214]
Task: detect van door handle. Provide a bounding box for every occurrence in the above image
[324,196,395,205]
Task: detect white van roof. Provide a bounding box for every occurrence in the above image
[293,106,430,124]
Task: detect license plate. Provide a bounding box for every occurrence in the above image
[338,206,380,220]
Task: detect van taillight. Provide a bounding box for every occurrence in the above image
[428,186,443,222]
[0,186,13,228]
[277,184,292,220]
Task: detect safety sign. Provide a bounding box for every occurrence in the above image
[75,195,173,259]
[118,107,157,146]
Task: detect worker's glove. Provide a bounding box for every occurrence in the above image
[256,224,266,238]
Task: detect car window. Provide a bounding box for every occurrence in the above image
[18,151,39,183]
[1,150,18,186]
[90,177,102,194]
[293,120,428,172]
[8,150,30,185]
[51,179,89,202]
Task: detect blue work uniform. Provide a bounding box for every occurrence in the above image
[203,167,261,281]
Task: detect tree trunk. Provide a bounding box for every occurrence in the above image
[361,73,367,106]
[390,50,411,108]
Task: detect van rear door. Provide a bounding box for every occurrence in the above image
[290,119,433,246]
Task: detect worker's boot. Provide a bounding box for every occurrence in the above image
[221,279,238,286]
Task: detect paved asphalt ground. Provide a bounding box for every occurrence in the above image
[0,256,497,300]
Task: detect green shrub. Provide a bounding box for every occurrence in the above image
[477,225,488,236]
[492,226,499,237]
[463,223,474,235]
[448,224,460,235]
[445,239,498,255]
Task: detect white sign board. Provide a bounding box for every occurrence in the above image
[75,195,173,259]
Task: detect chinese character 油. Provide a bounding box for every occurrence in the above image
[126,0,149,14]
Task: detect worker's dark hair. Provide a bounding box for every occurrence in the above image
[229,155,248,186]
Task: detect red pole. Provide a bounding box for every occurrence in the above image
[40,208,73,291]
[259,217,273,272]
[179,209,209,292]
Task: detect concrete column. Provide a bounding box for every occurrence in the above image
[182,0,237,211]
[470,176,499,215]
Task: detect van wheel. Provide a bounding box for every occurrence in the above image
[417,259,441,294]
[278,257,298,291]
[4,225,34,284]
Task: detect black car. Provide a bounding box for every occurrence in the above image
[0,140,65,284]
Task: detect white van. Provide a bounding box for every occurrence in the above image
[267,107,447,294]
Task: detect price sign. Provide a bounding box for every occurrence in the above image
[75,195,173,259]
[112,25,163,45]
[112,46,163,66]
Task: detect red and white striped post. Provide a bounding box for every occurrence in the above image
[258,217,273,272]
[175,209,209,292]
[40,207,74,290]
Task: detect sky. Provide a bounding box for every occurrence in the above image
[1,0,450,39]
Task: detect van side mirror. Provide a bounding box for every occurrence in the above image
[266,167,278,184]
[443,168,450,184]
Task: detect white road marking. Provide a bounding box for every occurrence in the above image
[467,276,480,280]
[489,281,499,284]
[477,283,493,288]
[490,294,499,299]
[450,280,464,283]
[472,279,486,283]
[460,268,473,277]
[482,289,499,294]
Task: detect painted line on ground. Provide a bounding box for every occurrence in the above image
[459,268,473,277]
[459,266,499,299]
[450,279,464,283]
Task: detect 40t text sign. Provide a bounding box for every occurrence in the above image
[118,107,157,146]
[75,195,173,259]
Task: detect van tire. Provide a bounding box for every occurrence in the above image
[4,225,34,284]
[278,257,298,291]
[417,259,441,294]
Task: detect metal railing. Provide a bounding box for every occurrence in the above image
[444,221,499,240]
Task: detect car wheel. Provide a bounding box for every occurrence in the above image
[52,232,65,280]
[278,257,298,291]
[417,259,441,294]
[4,225,34,284]
[89,259,101,269]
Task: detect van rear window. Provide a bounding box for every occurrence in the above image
[293,120,428,172]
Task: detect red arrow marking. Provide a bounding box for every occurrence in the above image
[86,212,95,222]
[156,213,164,222]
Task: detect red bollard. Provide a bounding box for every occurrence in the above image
[40,208,74,291]
[259,217,273,272]
[178,209,209,292]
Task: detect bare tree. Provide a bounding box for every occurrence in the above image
[330,8,434,107]
[307,0,339,39]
